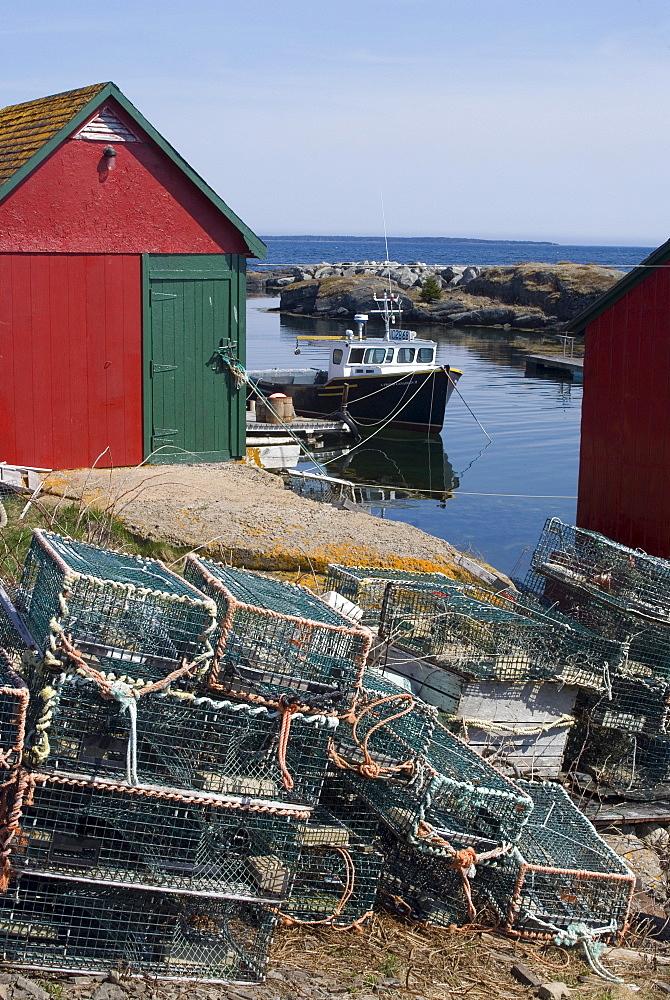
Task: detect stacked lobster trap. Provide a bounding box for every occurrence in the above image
[347,567,625,781]
[526,518,670,796]
[0,531,374,981]
[0,534,640,981]
[322,563,636,951]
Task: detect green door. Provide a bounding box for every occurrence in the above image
[143,255,246,463]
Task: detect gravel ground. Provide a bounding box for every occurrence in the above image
[42,463,508,581]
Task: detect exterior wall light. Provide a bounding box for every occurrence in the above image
[102,145,117,170]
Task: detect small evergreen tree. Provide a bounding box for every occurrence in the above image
[419,274,442,302]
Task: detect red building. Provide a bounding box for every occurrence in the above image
[0,82,265,469]
[567,240,670,558]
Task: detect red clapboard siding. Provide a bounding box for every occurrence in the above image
[577,266,670,558]
[0,254,143,469]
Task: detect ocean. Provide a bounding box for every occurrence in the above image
[255,235,653,270]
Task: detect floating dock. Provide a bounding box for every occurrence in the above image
[525,353,584,378]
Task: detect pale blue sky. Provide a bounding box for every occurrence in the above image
[2,0,669,244]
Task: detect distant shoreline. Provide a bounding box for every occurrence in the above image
[262,235,560,246]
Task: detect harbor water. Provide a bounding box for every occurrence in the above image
[248,300,582,579]
[247,237,652,578]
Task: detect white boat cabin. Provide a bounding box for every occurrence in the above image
[327,328,439,380]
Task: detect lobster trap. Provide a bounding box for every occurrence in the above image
[281,769,383,929]
[565,718,670,792]
[0,872,276,982]
[0,586,35,665]
[26,670,334,805]
[476,780,634,942]
[12,772,307,900]
[184,557,370,714]
[325,565,454,626]
[16,531,217,685]
[0,649,28,775]
[526,517,670,628]
[345,720,533,855]
[578,672,670,735]
[366,640,577,781]
[378,827,471,928]
[379,580,623,692]
[334,668,437,775]
[283,814,383,930]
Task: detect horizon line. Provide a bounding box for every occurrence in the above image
[258,234,658,249]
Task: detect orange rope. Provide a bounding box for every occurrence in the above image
[329,693,416,778]
[277,696,300,790]
[58,632,196,697]
[0,770,35,892]
[449,847,478,921]
[416,822,512,922]
[277,847,365,930]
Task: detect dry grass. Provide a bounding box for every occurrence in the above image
[268,912,667,1000]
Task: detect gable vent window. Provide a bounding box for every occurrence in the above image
[74,106,139,142]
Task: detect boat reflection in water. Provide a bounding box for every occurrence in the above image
[290,430,459,516]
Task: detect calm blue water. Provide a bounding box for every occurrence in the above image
[248,237,653,577]
[257,235,652,270]
[248,300,584,578]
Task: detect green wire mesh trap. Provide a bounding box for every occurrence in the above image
[577,673,670,735]
[0,649,28,775]
[325,565,454,626]
[476,780,634,941]
[184,557,370,714]
[378,580,623,691]
[0,590,33,665]
[565,718,670,792]
[16,531,217,684]
[26,667,334,805]
[378,827,470,928]
[345,720,533,855]
[526,517,670,627]
[282,770,383,929]
[525,523,670,685]
[0,872,276,982]
[334,669,437,773]
[13,772,307,900]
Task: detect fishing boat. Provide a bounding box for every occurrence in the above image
[246,293,462,434]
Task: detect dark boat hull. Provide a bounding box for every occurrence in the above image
[249,367,460,434]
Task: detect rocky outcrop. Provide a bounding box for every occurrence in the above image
[249,260,482,294]
[279,276,414,318]
[462,264,624,323]
[256,261,626,331]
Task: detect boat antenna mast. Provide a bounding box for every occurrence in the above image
[370,189,402,340]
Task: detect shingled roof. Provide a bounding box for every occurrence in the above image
[0,83,107,187]
[0,82,266,258]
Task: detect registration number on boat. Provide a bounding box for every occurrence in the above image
[390,329,413,341]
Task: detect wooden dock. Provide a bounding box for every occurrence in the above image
[246,414,353,446]
[525,353,584,378]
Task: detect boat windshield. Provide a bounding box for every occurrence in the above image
[364,348,386,364]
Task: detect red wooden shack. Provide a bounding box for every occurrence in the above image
[0,82,265,470]
[567,240,670,558]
